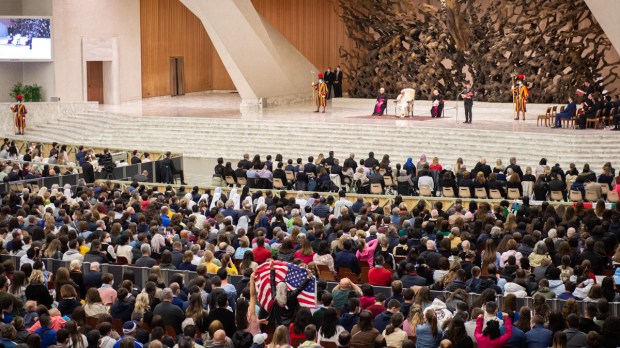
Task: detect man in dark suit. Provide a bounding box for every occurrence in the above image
[578,93,599,129]
[325,151,336,166]
[324,67,336,99]
[330,159,344,182]
[81,156,95,183]
[273,162,288,187]
[304,156,317,176]
[344,153,357,172]
[471,158,492,178]
[507,157,524,178]
[234,163,247,181]
[365,152,379,168]
[333,66,344,98]
[130,150,141,164]
[548,173,566,200]
[82,262,103,290]
[161,151,187,185]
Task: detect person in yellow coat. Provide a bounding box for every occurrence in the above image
[10,94,27,135]
[313,73,328,113]
[512,74,529,120]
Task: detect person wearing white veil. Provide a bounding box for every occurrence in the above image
[255,195,265,210]
[209,187,222,209]
[295,191,308,216]
[63,184,73,199]
[230,188,241,210]
[183,192,196,210]
[198,193,209,206]
[236,215,249,233]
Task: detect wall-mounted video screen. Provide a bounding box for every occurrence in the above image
[0,17,52,61]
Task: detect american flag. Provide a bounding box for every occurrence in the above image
[255,261,316,312]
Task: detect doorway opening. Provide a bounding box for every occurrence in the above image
[170,56,185,96]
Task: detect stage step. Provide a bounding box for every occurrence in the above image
[12,110,619,174]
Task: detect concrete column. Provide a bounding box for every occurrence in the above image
[585,0,620,55]
[179,0,317,108]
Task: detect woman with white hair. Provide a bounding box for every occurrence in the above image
[529,241,551,267]
[151,231,166,258]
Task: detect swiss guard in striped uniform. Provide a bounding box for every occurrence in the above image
[313,73,328,113]
[513,74,529,120]
[10,94,27,135]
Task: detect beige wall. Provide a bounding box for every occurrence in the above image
[52,0,142,103]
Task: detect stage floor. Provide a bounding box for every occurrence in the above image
[100,91,600,134]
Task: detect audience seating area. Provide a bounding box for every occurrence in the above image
[2,139,620,348]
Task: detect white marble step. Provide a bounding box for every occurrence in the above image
[40,114,615,148]
[20,110,620,172]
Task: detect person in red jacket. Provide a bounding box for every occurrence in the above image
[368,255,393,286]
[474,311,513,348]
[252,237,273,264]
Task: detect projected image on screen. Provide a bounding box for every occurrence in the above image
[0,17,52,60]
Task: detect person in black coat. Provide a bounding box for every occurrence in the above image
[487,173,506,198]
[506,173,523,197]
[25,271,53,309]
[547,173,566,200]
[81,159,95,184]
[161,151,187,185]
[333,66,344,97]
[110,289,135,323]
[440,172,458,196]
[458,172,475,197]
[533,175,548,201]
[471,159,492,179]
[273,162,288,187]
[304,156,317,176]
[365,152,379,168]
[330,159,344,179]
[324,68,336,99]
[507,157,524,179]
[82,263,103,290]
[205,291,237,337]
[578,93,598,129]
[57,285,81,316]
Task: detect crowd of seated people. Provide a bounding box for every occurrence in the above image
[214,151,618,202]
[0,164,619,348]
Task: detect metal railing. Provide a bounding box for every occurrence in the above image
[1,254,618,316]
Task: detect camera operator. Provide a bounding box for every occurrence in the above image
[95,148,116,178]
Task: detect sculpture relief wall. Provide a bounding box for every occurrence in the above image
[337,0,620,102]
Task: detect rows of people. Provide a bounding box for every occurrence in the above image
[213,152,618,201]
[0,169,620,347]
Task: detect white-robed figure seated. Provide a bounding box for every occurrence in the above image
[395,90,412,117]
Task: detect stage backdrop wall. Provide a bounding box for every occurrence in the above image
[139,0,354,98]
[337,0,620,102]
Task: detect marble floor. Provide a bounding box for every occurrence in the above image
[100,91,600,135]
[89,92,614,186]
